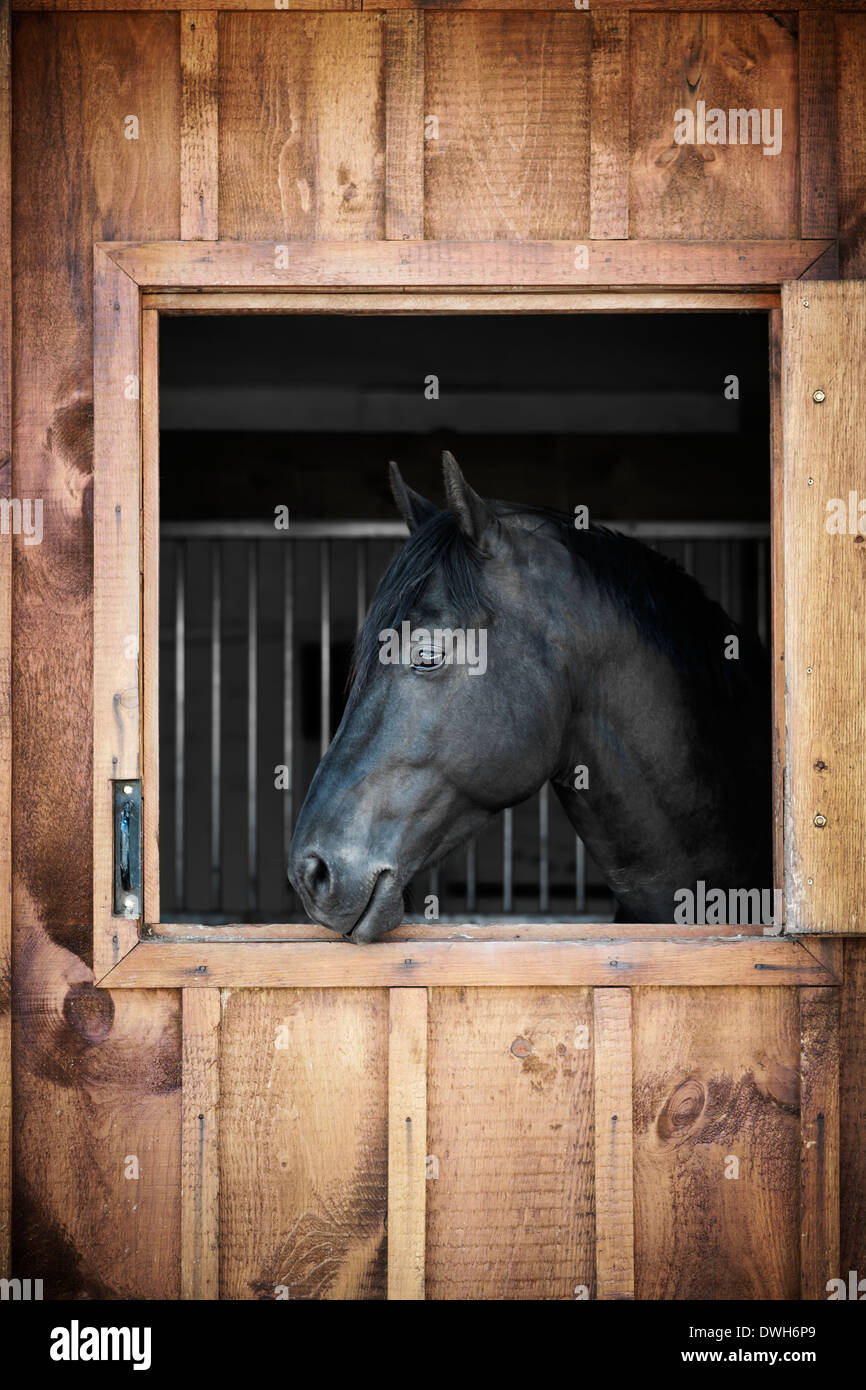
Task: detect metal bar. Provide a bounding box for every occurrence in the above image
[720,538,731,613]
[356,541,367,633]
[682,539,695,576]
[283,544,294,894]
[575,836,586,914]
[160,519,771,542]
[428,866,440,919]
[503,807,513,913]
[247,543,258,914]
[320,541,331,758]
[210,542,221,913]
[539,784,550,913]
[756,539,768,646]
[465,840,477,914]
[174,541,185,910]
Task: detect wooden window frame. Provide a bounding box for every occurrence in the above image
[92,237,839,991]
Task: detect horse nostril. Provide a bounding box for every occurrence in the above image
[302,852,330,898]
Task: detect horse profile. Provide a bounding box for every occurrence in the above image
[289,452,771,941]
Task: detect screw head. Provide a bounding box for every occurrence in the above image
[802,299,810,307]
[123,783,134,794]
[123,894,136,909]
[813,389,826,404]
[808,478,814,486]
[813,814,827,828]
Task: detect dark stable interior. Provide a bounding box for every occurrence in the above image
[159,312,771,924]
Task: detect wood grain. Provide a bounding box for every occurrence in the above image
[836,15,866,276]
[99,938,835,990]
[181,12,218,240]
[141,309,160,927]
[799,13,837,240]
[182,988,220,1299]
[219,14,386,241]
[219,988,388,1299]
[386,988,426,1300]
[384,13,423,241]
[590,12,629,240]
[800,987,840,1299]
[426,987,594,1299]
[424,13,590,239]
[0,0,9,1280]
[633,987,800,1299]
[12,12,180,1298]
[593,988,634,1299]
[782,282,866,933]
[144,290,781,315]
[841,941,866,1280]
[769,307,785,919]
[629,14,798,239]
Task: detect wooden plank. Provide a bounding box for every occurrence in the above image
[149,921,772,943]
[219,13,385,241]
[769,307,785,924]
[386,988,427,1300]
[836,15,866,277]
[424,13,590,239]
[141,310,160,928]
[143,290,781,314]
[15,0,358,8]
[106,238,833,289]
[840,941,866,1280]
[13,12,180,1298]
[182,988,220,1300]
[800,987,840,1299]
[782,282,866,933]
[384,12,423,241]
[799,13,837,240]
[426,987,594,1299]
[633,987,800,1299]
[10,0,866,10]
[181,12,218,240]
[629,15,798,240]
[590,12,629,240]
[0,0,9,1281]
[220,988,388,1299]
[99,938,836,990]
[93,248,141,977]
[593,989,634,1299]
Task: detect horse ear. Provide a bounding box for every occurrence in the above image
[441,451,498,546]
[389,461,439,533]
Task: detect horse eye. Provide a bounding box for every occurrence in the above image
[412,647,445,670]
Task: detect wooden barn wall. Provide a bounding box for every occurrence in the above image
[4,4,866,1297]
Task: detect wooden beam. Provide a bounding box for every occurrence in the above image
[10,0,864,12]
[93,247,141,978]
[102,238,833,290]
[387,988,427,1300]
[593,989,634,1299]
[800,987,840,1300]
[98,938,836,990]
[0,0,10,1281]
[799,13,838,240]
[384,12,424,241]
[148,921,772,943]
[143,290,780,314]
[182,988,221,1300]
[590,13,629,240]
[180,12,218,240]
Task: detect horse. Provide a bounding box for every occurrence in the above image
[288,452,772,941]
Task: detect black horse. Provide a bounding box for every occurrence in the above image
[289,453,771,941]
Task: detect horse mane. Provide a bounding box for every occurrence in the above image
[350,499,768,711]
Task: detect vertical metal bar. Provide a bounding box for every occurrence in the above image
[174,541,185,910]
[575,836,586,914]
[720,538,731,612]
[682,539,694,577]
[247,543,258,915]
[283,543,294,895]
[731,538,742,624]
[356,541,367,634]
[756,539,768,646]
[210,542,221,913]
[539,784,549,913]
[502,807,513,913]
[465,840,476,914]
[320,540,331,759]
[428,866,440,918]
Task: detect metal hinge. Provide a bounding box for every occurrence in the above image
[113,779,142,918]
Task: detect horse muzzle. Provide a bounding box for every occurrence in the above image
[288,853,403,943]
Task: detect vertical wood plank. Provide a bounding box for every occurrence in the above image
[841,942,866,1280]
[800,987,840,1300]
[141,310,160,928]
[181,12,218,241]
[769,307,785,921]
[590,12,629,240]
[629,15,798,240]
[384,12,423,241]
[424,13,590,240]
[387,987,427,1301]
[426,987,594,1300]
[836,15,866,277]
[0,0,10,1281]
[93,249,141,978]
[593,988,634,1300]
[633,988,800,1299]
[182,988,220,1300]
[799,13,837,241]
[220,989,388,1300]
[782,282,866,933]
